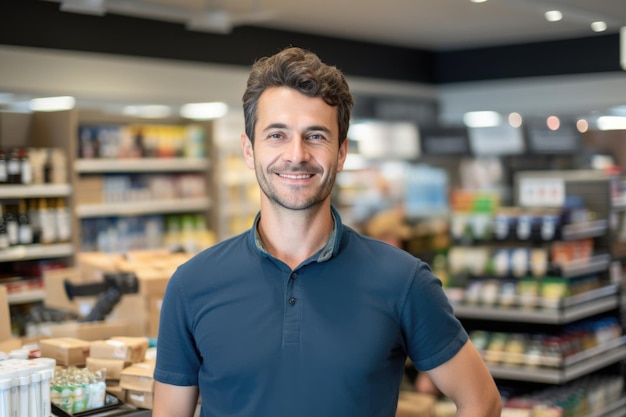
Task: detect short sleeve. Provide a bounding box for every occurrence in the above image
[401,261,468,371]
[153,267,201,386]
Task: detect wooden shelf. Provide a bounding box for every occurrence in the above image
[0,184,72,199]
[75,158,208,173]
[0,243,74,262]
[76,197,211,217]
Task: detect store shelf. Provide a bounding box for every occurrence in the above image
[488,336,626,384]
[75,158,209,173]
[76,197,211,218]
[559,253,612,278]
[453,285,620,324]
[7,289,45,305]
[561,219,608,241]
[590,397,626,417]
[0,184,72,198]
[0,243,74,262]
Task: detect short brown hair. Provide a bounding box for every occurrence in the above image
[242,47,354,146]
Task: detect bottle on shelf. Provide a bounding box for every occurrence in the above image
[4,202,18,246]
[0,204,8,250]
[39,198,57,244]
[28,198,42,244]
[6,148,21,184]
[55,197,71,243]
[0,149,7,184]
[19,148,32,185]
[17,199,33,245]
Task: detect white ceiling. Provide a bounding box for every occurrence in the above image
[54,0,626,50]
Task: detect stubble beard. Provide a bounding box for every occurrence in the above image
[255,162,337,211]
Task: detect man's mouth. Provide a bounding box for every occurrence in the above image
[278,173,313,179]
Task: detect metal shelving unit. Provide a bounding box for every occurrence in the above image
[454,285,620,324]
[487,337,626,384]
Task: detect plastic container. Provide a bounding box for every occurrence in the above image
[17,373,30,417]
[0,379,11,417]
[29,371,41,417]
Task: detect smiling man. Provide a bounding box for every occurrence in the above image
[152,46,501,417]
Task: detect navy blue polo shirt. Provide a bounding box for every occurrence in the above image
[154,207,467,417]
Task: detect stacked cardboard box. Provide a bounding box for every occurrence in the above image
[0,286,22,353]
[41,250,193,338]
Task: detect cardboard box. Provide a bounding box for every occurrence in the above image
[39,337,91,366]
[74,176,104,205]
[125,389,153,409]
[147,297,163,339]
[47,320,132,341]
[0,286,12,342]
[90,337,149,363]
[120,361,155,392]
[86,356,128,380]
[106,382,125,401]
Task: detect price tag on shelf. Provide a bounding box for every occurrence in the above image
[518,177,565,207]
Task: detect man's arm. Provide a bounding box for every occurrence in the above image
[426,340,501,417]
[152,381,199,417]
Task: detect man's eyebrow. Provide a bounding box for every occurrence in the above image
[261,123,332,134]
[307,125,332,134]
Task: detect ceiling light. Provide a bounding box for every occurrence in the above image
[545,10,563,22]
[469,0,488,3]
[29,96,76,112]
[180,102,228,120]
[546,116,560,130]
[463,111,502,128]
[597,116,626,130]
[508,112,522,128]
[123,105,172,118]
[591,21,607,32]
[576,119,589,133]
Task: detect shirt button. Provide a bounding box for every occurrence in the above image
[288,297,296,305]
[290,272,297,280]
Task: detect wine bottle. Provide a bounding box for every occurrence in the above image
[17,199,33,245]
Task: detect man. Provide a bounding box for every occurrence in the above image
[153,46,501,417]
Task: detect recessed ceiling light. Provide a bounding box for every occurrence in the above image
[597,116,626,130]
[591,21,607,32]
[469,0,488,3]
[30,96,76,111]
[463,111,502,128]
[180,102,228,120]
[545,10,563,22]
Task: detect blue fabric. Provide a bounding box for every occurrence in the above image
[154,207,467,417]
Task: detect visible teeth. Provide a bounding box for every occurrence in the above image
[280,173,312,179]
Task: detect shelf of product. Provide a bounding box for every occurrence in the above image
[0,183,71,199]
[6,289,46,304]
[0,243,74,262]
[471,324,626,384]
[498,375,625,417]
[76,197,211,218]
[75,157,208,173]
[452,284,620,324]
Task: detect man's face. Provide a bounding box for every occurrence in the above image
[241,86,347,211]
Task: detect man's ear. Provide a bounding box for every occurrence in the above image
[241,133,254,170]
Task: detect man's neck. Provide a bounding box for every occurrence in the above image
[257,202,334,269]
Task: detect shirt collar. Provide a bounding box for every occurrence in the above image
[251,206,341,263]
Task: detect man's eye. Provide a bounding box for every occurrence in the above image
[309,134,324,140]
